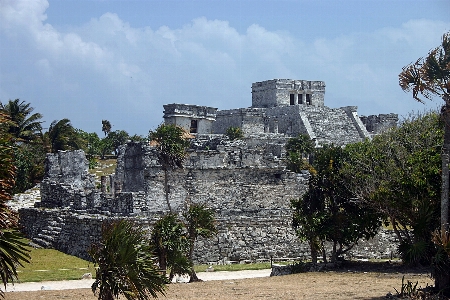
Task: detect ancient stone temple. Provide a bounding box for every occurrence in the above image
[18,79,400,263]
[164,79,397,145]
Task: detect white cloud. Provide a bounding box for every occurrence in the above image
[1,0,449,135]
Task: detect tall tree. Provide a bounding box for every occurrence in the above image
[0,100,46,192]
[292,145,381,263]
[399,31,450,234]
[45,119,85,153]
[151,213,190,281]
[106,130,129,157]
[0,99,43,144]
[89,219,166,300]
[399,32,450,292]
[183,203,217,282]
[101,120,112,137]
[343,113,443,265]
[75,129,102,159]
[149,124,190,212]
[0,112,30,297]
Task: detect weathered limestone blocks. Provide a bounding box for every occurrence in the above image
[360,113,399,135]
[19,137,402,264]
[38,150,97,209]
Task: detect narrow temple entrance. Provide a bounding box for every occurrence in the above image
[190,119,198,133]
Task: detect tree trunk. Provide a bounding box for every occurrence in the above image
[164,169,172,213]
[309,238,318,264]
[436,104,450,293]
[331,240,337,263]
[441,104,450,232]
[158,249,167,277]
[188,241,202,282]
[321,244,327,264]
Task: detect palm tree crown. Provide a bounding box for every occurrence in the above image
[0,99,43,143]
[89,219,166,300]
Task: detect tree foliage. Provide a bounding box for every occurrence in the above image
[183,203,217,282]
[151,214,190,281]
[89,219,166,300]
[149,124,190,212]
[45,119,85,153]
[0,99,45,193]
[285,134,315,173]
[101,120,112,137]
[0,112,30,297]
[291,144,381,263]
[149,124,190,170]
[225,126,244,141]
[342,112,443,265]
[399,31,450,236]
[0,99,43,144]
[75,129,102,159]
[105,130,129,157]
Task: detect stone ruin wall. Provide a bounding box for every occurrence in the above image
[360,113,399,135]
[19,140,401,263]
[251,79,326,108]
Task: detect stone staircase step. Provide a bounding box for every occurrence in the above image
[32,238,52,248]
[37,234,55,241]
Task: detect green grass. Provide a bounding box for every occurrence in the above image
[16,243,277,283]
[194,262,273,273]
[16,247,96,283]
[88,158,117,178]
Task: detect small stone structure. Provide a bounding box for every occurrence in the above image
[18,79,400,263]
[163,104,217,134]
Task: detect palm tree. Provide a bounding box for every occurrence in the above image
[88,219,166,300]
[0,99,43,144]
[149,124,190,212]
[0,112,31,297]
[102,120,112,137]
[183,203,217,282]
[399,31,450,292]
[399,32,450,232]
[45,119,85,153]
[151,213,190,281]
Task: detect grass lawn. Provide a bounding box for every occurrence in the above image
[88,158,117,178]
[16,247,96,283]
[16,244,274,283]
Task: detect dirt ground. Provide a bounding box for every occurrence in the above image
[4,271,434,300]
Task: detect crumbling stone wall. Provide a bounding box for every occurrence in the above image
[360,113,399,135]
[19,206,400,262]
[38,150,97,209]
[19,138,402,263]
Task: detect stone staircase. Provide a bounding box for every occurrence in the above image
[304,106,363,145]
[32,216,64,248]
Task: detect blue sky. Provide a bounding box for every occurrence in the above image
[1,0,449,136]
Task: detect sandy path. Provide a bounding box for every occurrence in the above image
[4,269,272,292]
[3,271,434,300]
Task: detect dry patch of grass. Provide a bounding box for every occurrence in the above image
[5,272,434,300]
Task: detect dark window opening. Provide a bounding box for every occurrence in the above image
[290,94,295,105]
[298,94,303,104]
[190,120,198,133]
[306,94,311,105]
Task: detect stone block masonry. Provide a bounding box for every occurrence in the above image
[19,140,401,264]
[17,79,400,263]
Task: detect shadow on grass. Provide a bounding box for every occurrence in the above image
[332,260,432,275]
